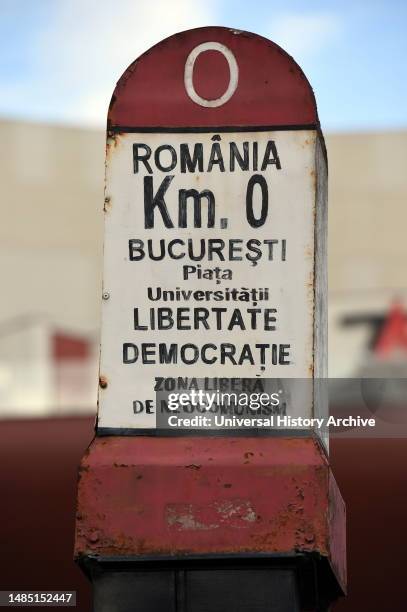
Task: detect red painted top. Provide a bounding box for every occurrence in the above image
[108,26,318,130]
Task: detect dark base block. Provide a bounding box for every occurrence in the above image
[80,554,341,612]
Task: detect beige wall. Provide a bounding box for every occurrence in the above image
[0,120,105,334]
[327,131,407,295]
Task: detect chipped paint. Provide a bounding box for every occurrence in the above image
[103,196,112,213]
[74,436,346,593]
[165,499,257,532]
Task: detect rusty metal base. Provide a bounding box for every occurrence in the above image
[75,436,346,608]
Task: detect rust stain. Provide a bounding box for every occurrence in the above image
[103,196,112,212]
[310,168,317,191]
[76,536,327,559]
[88,530,99,543]
[304,243,313,260]
[105,132,122,160]
[185,464,201,470]
[99,375,108,389]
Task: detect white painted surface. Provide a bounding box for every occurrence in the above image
[98,129,319,429]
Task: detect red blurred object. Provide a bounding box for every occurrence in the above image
[374,301,407,356]
[52,333,90,362]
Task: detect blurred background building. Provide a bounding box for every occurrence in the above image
[0,119,406,416]
[0,119,103,416]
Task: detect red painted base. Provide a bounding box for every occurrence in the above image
[75,436,346,593]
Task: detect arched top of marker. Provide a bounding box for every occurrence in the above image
[108,26,319,131]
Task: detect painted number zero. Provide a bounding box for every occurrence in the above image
[184,42,239,108]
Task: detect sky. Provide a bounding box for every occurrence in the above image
[0,0,406,131]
